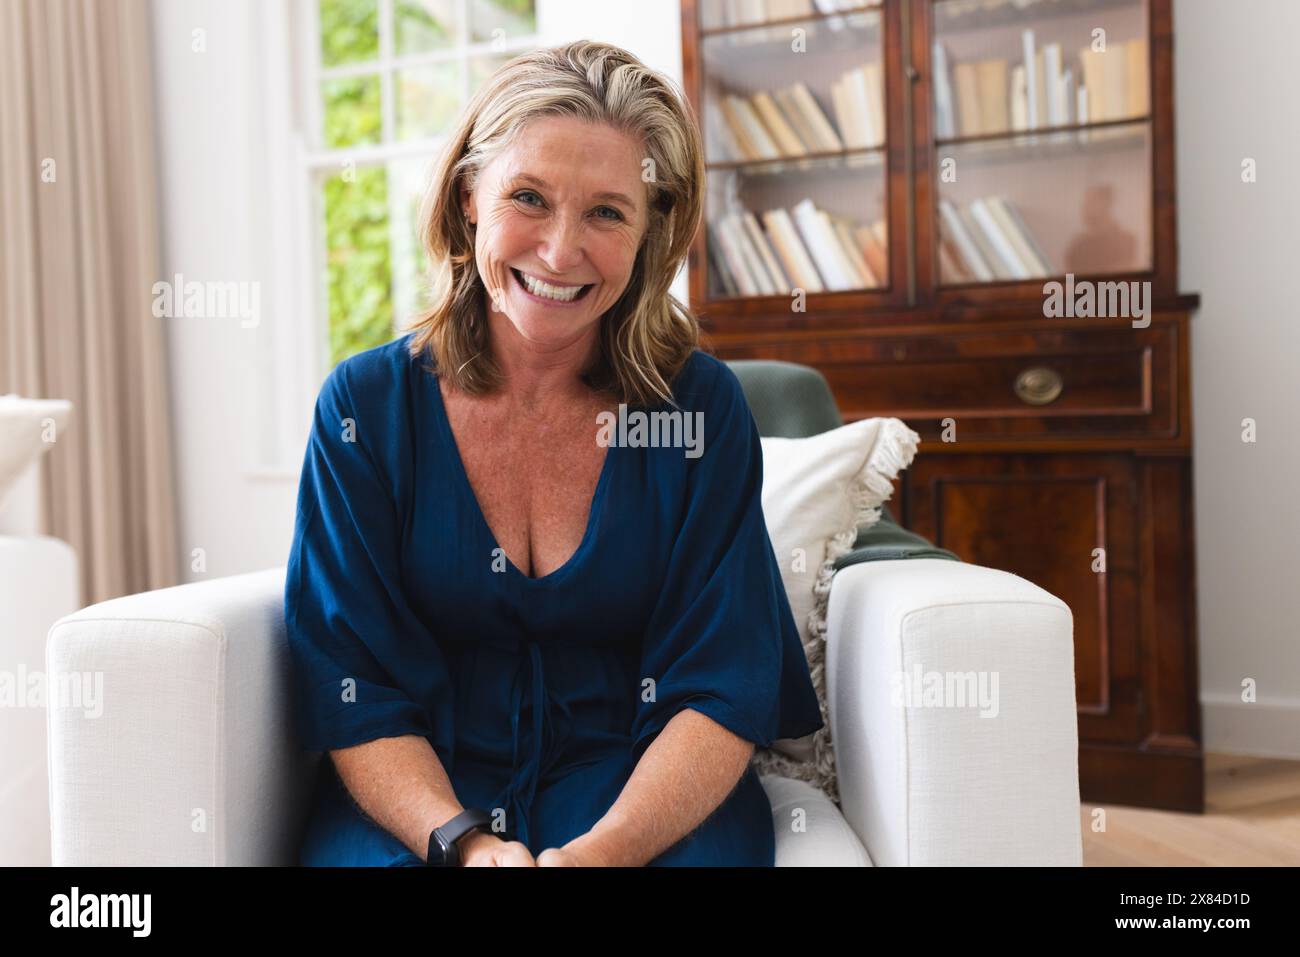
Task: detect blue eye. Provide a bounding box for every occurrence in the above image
[512,189,622,222]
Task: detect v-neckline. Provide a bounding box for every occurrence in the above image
[431,372,616,585]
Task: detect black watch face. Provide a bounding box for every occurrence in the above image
[430,832,452,866]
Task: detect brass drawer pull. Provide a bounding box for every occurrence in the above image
[1014,366,1063,406]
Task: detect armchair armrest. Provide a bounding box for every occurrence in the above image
[46,567,317,865]
[826,559,1082,866]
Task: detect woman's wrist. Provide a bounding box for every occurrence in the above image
[457,827,501,862]
[564,817,639,867]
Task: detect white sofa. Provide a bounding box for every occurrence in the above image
[45,557,1082,866]
[1,462,81,866]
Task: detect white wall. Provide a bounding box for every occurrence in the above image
[1175,0,1300,757]
[151,0,302,583]
[150,0,686,585]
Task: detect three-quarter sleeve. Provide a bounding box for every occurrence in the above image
[629,358,825,764]
[284,359,454,760]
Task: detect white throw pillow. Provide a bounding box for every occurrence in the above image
[752,416,919,804]
[0,395,73,512]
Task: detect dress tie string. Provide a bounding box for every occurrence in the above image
[490,636,572,850]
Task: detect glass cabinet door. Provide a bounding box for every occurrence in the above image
[696,1,892,304]
[927,0,1152,289]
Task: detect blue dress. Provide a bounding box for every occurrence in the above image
[285,334,824,866]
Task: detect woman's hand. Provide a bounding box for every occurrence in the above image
[459,830,536,866]
[536,833,618,866]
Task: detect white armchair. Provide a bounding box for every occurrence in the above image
[45,558,1082,866]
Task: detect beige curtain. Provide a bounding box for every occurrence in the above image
[0,0,178,603]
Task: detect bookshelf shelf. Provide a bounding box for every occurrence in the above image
[700,0,882,38]
[933,113,1148,149]
[681,0,1202,813]
[702,0,883,35]
[706,144,886,174]
[932,0,1141,33]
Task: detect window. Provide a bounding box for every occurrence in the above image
[303,0,539,368]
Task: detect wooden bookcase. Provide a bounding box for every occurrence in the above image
[682,0,1203,812]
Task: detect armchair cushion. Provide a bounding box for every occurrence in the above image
[752,416,918,797]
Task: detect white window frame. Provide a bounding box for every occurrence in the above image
[299,0,539,362]
[253,0,539,475]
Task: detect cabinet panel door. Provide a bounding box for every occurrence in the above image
[902,453,1141,742]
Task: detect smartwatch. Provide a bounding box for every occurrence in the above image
[426,807,492,866]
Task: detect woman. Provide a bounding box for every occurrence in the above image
[286,40,822,867]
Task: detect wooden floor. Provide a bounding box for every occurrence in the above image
[1081,754,1300,865]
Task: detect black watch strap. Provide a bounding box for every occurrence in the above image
[426,807,492,866]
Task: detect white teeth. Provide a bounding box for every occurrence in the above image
[518,270,585,302]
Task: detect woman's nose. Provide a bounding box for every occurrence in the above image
[536,215,585,274]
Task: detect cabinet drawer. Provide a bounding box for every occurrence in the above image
[717,320,1184,443]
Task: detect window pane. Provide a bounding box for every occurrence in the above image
[322,74,383,148]
[396,62,461,140]
[469,0,536,45]
[388,157,435,332]
[324,166,395,367]
[469,53,514,89]
[395,0,460,55]
[319,0,380,68]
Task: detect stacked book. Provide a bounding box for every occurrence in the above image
[932,31,1149,138]
[710,0,877,28]
[937,196,1054,282]
[718,66,884,161]
[708,199,887,296]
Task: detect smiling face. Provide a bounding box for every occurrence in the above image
[460,114,649,353]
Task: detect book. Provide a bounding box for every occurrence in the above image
[991,196,1054,276]
[773,87,821,153]
[762,207,826,292]
[962,200,1022,279]
[954,61,982,136]
[1043,43,1064,127]
[831,77,863,148]
[707,224,740,296]
[1127,38,1149,116]
[932,42,956,139]
[729,212,779,294]
[834,215,878,287]
[1021,28,1038,131]
[751,91,808,156]
[855,223,887,283]
[1010,64,1028,130]
[725,94,781,159]
[788,82,844,152]
[742,211,792,292]
[719,95,759,160]
[938,199,993,282]
[719,214,763,295]
[817,209,867,288]
[984,196,1045,277]
[791,199,856,290]
[860,63,884,147]
[977,58,1010,135]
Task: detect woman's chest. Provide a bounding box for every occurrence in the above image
[447,399,609,580]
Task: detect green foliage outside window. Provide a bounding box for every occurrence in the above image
[324,166,393,368]
[316,0,536,368]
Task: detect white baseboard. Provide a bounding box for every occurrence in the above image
[1201,693,1300,760]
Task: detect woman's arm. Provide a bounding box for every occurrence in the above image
[550,709,755,867]
[330,735,532,865]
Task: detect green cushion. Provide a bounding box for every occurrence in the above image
[727,359,958,566]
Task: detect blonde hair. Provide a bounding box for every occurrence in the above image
[405,39,704,407]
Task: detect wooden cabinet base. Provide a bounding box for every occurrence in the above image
[709,308,1203,813]
[1080,743,1205,813]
